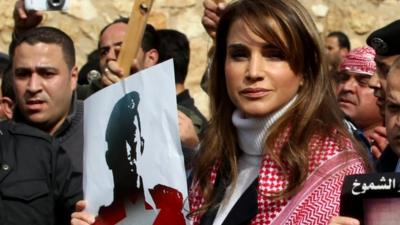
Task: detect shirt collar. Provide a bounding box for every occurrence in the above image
[14,92,78,137]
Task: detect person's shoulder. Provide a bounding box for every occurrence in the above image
[307,132,367,176]
[308,129,357,163]
[76,81,102,100]
[1,120,52,143]
[75,98,84,111]
[76,84,90,100]
[309,127,352,148]
[178,104,204,121]
[375,146,398,172]
[0,121,60,161]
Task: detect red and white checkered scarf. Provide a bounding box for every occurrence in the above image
[189,131,366,224]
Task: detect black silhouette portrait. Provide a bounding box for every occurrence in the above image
[105,91,144,199]
[94,90,185,225]
[96,91,145,225]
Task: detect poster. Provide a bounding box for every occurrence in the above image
[83,60,189,225]
[340,173,400,225]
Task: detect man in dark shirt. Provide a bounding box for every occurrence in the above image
[325,31,351,73]
[76,18,160,99]
[157,29,208,170]
[11,1,84,174]
[8,27,83,223]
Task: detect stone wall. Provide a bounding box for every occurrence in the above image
[0,0,399,117]
[301,0,400,48]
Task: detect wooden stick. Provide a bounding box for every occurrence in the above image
[117,0,155,77]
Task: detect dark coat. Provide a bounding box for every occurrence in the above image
[0,121,82,225]
[375,146,398,172]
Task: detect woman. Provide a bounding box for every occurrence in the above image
[190,0,368,224]
[71,0,368,224]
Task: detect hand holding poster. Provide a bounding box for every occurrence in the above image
[83,60,189,225]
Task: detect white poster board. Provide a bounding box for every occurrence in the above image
[83,60,188,225]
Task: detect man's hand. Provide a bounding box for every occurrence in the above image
[178,111,199,149]
[365,126,388,159]
[202,0,226,39]
[101,58,143,87]
[71,200,95,225]
[101,60,125,87]
[13,0,43,35]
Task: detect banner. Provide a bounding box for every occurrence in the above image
[341,173,400,225]
[83,60,188,225]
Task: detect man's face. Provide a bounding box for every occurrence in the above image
[336,71,381,129]
[98,22,149,74]
[325,36,345,69]
[385,68,400,156]
[12,42,77,134]
[368,55,400,116]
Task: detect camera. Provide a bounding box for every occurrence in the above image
[25,0,70,11]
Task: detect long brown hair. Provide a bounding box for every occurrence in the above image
[192,0,362,215]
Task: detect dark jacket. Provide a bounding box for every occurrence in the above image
[177,89,207,170]
[375,146,398,172]
[76,78,103,100]
[177,89,207,136]
[0,121,83,225]
[14,95,84,174]
[53,98,84,173]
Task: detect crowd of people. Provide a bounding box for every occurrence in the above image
[1,0,400,224]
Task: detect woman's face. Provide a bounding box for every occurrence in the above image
[224,19,303,118]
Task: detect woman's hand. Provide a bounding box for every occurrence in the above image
[329,216,360,225]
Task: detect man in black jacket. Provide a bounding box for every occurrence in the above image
[157,29,208,171]
[76,18,160,99]
[10,26,84,175]
[366,20,400,172]
[0,120,82,225]
[11,1,84,174]
[9,25,85,223]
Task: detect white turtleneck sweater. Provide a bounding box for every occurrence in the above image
[212,96,297,225]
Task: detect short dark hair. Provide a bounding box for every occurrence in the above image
[157,29,190,84]
[10,26,76,70]
[327,31,351,50]
[98,18,159,52]
[1,64,15,101]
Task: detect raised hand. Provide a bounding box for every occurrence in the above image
[202,0,226,39]
[13,0,43,35]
